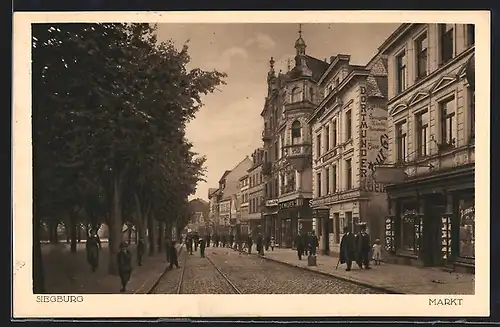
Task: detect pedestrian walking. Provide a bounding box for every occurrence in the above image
[247,234,253,254]
[303,232,309,256]
[164,237,171,263]
[355,223,371,269]
[169,241,180,268]
[206,234,211,248]
[117,241,132,293]
[339,226,356,271]
[309,230,319,256]
[264,234,270,251]
[294,232,304,260]
[372,238,382,265]
[193,232,199,252]
[256,232,264,255]
[270,236,276,251]
[86,233,101,272]
[199,238,206,258]
[137,237,145,266]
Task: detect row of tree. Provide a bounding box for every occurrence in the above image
[32,23,226,293]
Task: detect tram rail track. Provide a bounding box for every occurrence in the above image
[175,251,241,294]
[146,243,185,294]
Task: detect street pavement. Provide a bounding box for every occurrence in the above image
[153,246,382,294]
[42,242,179,294]
[252,247,475,295]
[41,243,472,294]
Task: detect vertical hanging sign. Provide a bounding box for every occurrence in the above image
[441,215,452,260]
[385,216,395,252]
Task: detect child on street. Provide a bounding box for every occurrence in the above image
[372,239,382,266]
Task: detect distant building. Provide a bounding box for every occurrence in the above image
[237,172,250,235]
[213,157,253,234]
[308,52,389,255]
[261,25,329,248]
[247,148,265,235]
[187,198,209,234]
[379,23,475,273]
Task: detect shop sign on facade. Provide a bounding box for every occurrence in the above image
[266,199,279,207]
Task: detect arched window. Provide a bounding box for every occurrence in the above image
[309,87,314,101]
[291,87,302,103]
[291,120,302,144]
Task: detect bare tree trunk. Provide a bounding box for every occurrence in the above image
[33,216,45,293]
[147,215,156,256]
[50,220,59,244]
[77,224,82,243]
[70,211,77,253]
[108,174,124,275]
[157,220,164,252]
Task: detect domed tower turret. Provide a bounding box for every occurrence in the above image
[295,24,307,56]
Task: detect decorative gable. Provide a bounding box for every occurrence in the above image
[408,91,430,107]
[430,76,456,95]
[388,103,408,117]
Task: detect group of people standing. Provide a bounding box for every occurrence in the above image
[293,230,319,260]
[339,223,381,271]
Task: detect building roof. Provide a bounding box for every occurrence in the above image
[218,170,232,183]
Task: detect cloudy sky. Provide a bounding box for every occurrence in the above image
[155,23,400,201]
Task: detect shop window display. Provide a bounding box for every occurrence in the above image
[459,199,475,258]
[401,209,420,253]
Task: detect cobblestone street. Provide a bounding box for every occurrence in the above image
[152,246,383,294]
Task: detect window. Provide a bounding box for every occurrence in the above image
[396,121,407,162]
[401,206,418,252]
[274,141,279,159]
[316,133,322,157]
[458,197,475,259]
[415,32,428,80]
[396,50,406,93]
[333,213,340,243]
[316,172,322,197]
[325,167,330,195]
[332,165,337,193]
[345,159,352,190]
[468,87,475,141]
[466,24,475,47]
[440,97,456,146]
[325,125,330,151]
[416,110,430,157]
[291,120,301,144]
[439,24,454,65]
[332,119,337,146]
[345,109,352,140]
[309,87,314,101]
[291,87,302,103]
[344,211,353,233]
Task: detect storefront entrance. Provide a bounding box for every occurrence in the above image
[422,196,445,267]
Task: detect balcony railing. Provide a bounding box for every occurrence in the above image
[284,99,316,112]
[282,143,312,158]
[262,161,272,175]
[262,129,273,142]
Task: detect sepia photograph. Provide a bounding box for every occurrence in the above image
[13,11,489,318]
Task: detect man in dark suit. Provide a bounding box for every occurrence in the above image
[339,226,356,271]
[355,223,371,269]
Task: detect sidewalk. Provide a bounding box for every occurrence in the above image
[252,248,474,294]
[42,243,182,294]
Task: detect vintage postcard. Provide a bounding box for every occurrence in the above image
[12,10,490,318]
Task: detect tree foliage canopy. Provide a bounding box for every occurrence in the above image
[32,22,226,278]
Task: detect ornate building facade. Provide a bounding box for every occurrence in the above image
[379,23,475,272]
[261,27,329,248]
[308,53,390,255]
